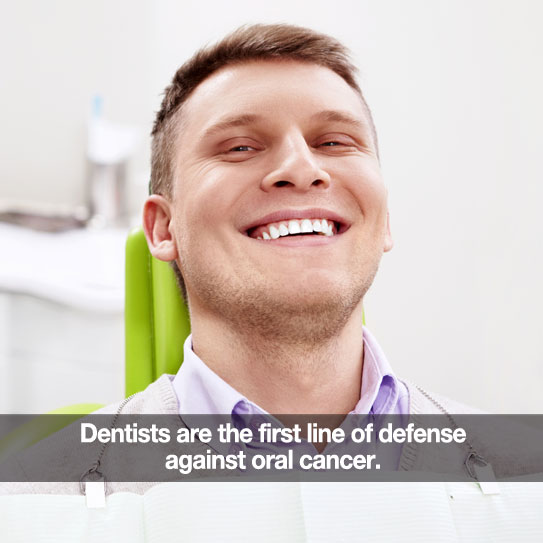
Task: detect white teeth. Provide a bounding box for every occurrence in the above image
[269,225,280,239]
[288,220,301,235]
[254,218,338,240]
[301,219,313,233]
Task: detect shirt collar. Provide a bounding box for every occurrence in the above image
[173,326,400,415]
[173,335,262,415]
[351,326,400,415]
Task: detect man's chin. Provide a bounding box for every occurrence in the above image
[267,283,348,309]
[220,279,365,343]
[185,264,372,341]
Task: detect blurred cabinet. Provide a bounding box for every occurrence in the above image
[0,224,126,413]
[0,292,123,412]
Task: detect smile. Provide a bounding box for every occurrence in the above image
[243,209,349,243]
[248,218,338,240]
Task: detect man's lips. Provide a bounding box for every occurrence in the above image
[241,208,350,239]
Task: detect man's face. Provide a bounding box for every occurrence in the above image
[167,60,392,330]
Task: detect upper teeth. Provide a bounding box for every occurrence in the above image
[254,218,336,240]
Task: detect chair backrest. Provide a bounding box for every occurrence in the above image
[125,227,191,396]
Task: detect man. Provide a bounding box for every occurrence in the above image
[144,23,405,420]
[141,24,470,419]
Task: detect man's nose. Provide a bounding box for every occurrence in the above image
[260,137,331,192]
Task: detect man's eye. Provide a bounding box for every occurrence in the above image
[320,141,343,147]
[229,145,254,152]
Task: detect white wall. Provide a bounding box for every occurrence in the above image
[360,1,543,413]
[1,0,542,412]
[0,0,154,209]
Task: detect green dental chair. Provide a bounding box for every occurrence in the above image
[124,226,191,396]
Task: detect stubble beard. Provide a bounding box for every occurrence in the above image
[183,254,381,363]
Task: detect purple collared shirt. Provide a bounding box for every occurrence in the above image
[172,327,409,469]
[172,326,409,417]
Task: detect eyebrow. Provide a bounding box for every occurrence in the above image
[200,110,368,141]
[311,110,367,130]
[201,114,263,140]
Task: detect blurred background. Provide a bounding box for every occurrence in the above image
[1,0,541,413]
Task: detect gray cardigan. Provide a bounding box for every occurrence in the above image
[1,375,539,496]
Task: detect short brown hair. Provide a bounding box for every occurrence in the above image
[149,23,378,300]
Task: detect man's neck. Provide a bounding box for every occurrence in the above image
[189,302,365,415]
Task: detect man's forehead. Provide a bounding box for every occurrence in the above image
[178,60,372,140]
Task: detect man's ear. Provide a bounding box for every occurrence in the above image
[383,211,393,253]
[142,195,178,262]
